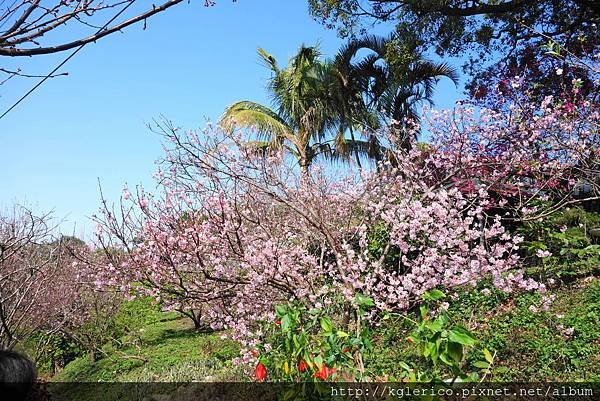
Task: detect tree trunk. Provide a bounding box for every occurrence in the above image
[187,309,214,333]
[349,128,363,169]
[53,358,65,375]
[299,158,310,177]
[297,132,311,177]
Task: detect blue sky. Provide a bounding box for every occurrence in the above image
[0,0,462,238]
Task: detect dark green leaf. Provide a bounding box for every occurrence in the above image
[448,326,477,346]
[446,341,463,363]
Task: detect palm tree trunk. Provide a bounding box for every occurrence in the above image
[299,157,310,177]
[297,134,311,177]
[349,127,363,169]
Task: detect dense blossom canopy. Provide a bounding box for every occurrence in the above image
[92,87,600,362]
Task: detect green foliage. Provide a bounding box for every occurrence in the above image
[23,331,81,376]
[367,221,400,267]
[29,297,185,377]
[54,313,239,384]
[391,291,493,383]
[53,280,600,385]
[257,294,375,382]
[114,296,165,330]
[74,296,165,361]
[368,279,600,381]
[448,279,600,381]
[518,207,600,280]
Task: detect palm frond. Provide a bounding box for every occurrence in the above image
[334,34,389,68]
[406,60,459,87]
[242,139,288,157]
[220,101,294,142]
[257,48,280,74]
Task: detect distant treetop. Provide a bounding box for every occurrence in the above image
[308,0,599,79]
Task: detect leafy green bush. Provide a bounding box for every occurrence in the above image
[23,331,81,375]
[519,207,600,280]
[23,296,166,375]
[254,294,375,382]
[445,279,600,381]
[385,290,493,383]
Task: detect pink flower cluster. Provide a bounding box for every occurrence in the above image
[92,103,580,358]
[419,98,599,221]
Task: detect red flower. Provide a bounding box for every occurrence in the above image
[342,348,350,353]
[255,362,266,381]
[563,101,575,113]
[314,364,336,380]
[275,319,281,325]
[298,359,309,372]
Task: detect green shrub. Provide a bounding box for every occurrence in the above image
[518,207,600,280]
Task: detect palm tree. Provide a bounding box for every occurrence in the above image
[221,38,458,173]
[327,35,389,166]
[378,59,459,150]
[220,45,336,174]
[329,34,459,152]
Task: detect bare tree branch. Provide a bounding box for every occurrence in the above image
[0,0,192,57]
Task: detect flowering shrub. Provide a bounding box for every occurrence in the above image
[91,100,572,373]
[421,95,599,222]
[250,293,375,382]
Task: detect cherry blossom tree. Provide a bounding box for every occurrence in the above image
[88,27,598,374]
[94,111,549,361]
[421,83,599,222]
[0,205,91,349]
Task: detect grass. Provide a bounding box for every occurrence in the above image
[52,278,599,385]
[366,277,600,381]
[481,278,600,381]
[53,304,241,383]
